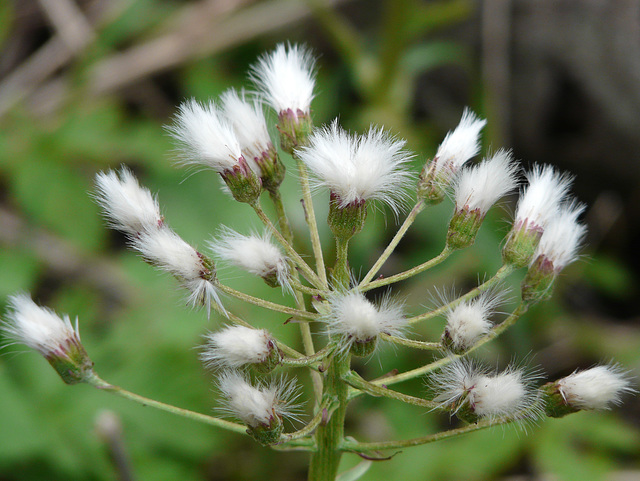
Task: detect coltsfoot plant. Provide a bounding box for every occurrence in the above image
[1,44,634,481]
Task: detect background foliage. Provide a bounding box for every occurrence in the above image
[1,1,638,480]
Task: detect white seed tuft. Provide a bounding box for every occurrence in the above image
[431,109,486,184]
[249,43,316,115]
[297,120,414,214]
[453,149,520,214]
[515,165,573,230]
[557,365,635,410]
[220,88,273,165]
[210,228,290,290]
[325,291,407,348]
[217,371,301,427]
[431,359,542,423]
[167,98,243,173]
[444,290,505,351]
[533,200,587,271]
[1,293,80,358]
[201,326,275,369]
[94,167,162,236]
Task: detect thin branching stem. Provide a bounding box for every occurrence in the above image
[294,155,329,289]
[341,416,509,452]
[217,284,319,320]
[86,373,247,435]
[252,202,323,289]
[343,371,439,409]
[280,396,339,443]
[407,264,516,325]
[361,245,452,292]
[282,343,338,367]
[380,334,441,350]
[360,200,425,286]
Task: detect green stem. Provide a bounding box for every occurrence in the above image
[333,237,351,288]
[86,373,246,435]
[342,417,505,452]
[308,352,351,481]
[252,202,323,289]
[343,372,438,409]
[359,201,425,287]
[380,334,441,351]
[281,396,339,443]
[407,264,515,325]
[295,156,329,289]
[361,245,452,292]
[282,343,337,367]
[217,284,319,320]
[266,186,324,400]
[268,189,295,244]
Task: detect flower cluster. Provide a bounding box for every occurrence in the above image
[1,41,634,480]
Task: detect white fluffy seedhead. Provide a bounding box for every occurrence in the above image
[297,120,414,214]
[167,98,243,173]
[217,371,302,428]
[249,43,316,115]
[325,291,407,349]
[201,326,276,369]
[444,290,505,352]
[533,200,587,271]
[557,365,634,410]
[210,228,290,290]
[453,149,519,214]
[1,293,80,358]
[132,227,223,313]
[431,359,542,423]
[515,165,573,230]
[432,109,486,182]
[220,88,273,164]
[94,167,162,236]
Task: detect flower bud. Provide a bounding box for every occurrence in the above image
[217,372,301,445]
[542,365,634,418]
[219,156,262,205]
[250,43,316,153]
[503,165,573,267]
[2,294,94,385]
[417,109,486,205]
[324,291,406,356]
[431,359,541,424]
[201,326,281,373]
[446,150,519,250]
[521,201,586,304]
[327,194,367,241]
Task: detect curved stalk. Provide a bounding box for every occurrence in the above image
[360,200,425,286]
[217,284,319,320]
[294,156,329,288]
[361,246,452,292]
[380,334,441,351]
[408,264,516,325]
[342,417,507,452]
[252,202,323,289]
[86,373,246,435]
[343,371,438,408]
[282,343,338,367]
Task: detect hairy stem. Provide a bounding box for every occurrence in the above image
[360,200,425,286]
[217,284,319,320]
[252,202,322,288]
[343,371,438,409]
[295,156,329,289]
[86,373,246,435]
[408,264,516,325]
[308,352,351,481]
[361,245,452,292]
